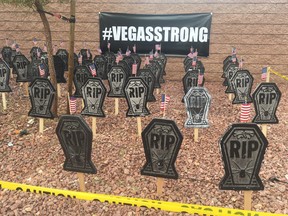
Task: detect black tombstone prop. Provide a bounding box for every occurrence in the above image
[0,58,12,92]
[104,52,116,76]
[123,55,135,75]
[143,60,161,89]
[53,55,66,83]
[117,60,131,77]
[219,123,268,190]
[28,78,55,119]
[158,53,167,75]
[56,115,97,174]
[80,49,93,65]
[73,65,93,97]
[56,49,69,71]
[93,55,107,79]
[30,47,42,61]
[224,62,239,90]
[12,54,30,82]
[182,69,199,102]
[27,59,48,81]
[130,53,141,71]
[107,65,128,97]
[81,78,106,117]
[252,83,281,124]
[184,87,211,128]
[141,118,183,179]
[124,77,150,117]
[153,58,165,83]
[231,70,254,104]
[223,56,238,73]
[1,46,12,67]
[137,68,156,102]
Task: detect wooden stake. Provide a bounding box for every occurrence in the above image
[266,67,270,82]
[194,128,199,142]
[156,178,164,195]
[77,172,85,192]
[2,93,7,110]
[244,191,252,210]
[10,68,13,79]
[262,124,267,137]
[39,118,44,133]
[115,98,119,115]
[24,82,29,96]
[137,116,142,137]
[57,83,61,98]
[92,117,97,138]
[228,93,232,101]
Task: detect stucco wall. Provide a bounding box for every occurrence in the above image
[0,0,287,82]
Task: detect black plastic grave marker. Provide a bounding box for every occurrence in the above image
[143,60,161,88]
[219,123,268,190]
[224,62,239,89]
[184,87,211,128]
[137,68,156,102]
[56,115,97,174]
[223,56,238,73]
[104,52,116,76]
[1,46,12,67]
[123,55,135,74]
[141,118,183,179]
[81,78,106,117]
[93,55,107,79]
[252,83,281,124]
[154,58,165,83]
[0,59,11,92]
[124,77,150,117]
[80,49,93,65]
[56,49,69,71]
[107,65,128,97]
[158,53,167,75]
[231,70,254,104]
[117,60,131,77]
[53,55,66,83]
[12,54,30,82]
[182,69,199,102]
[28,78,55,119]
[28,59,48,81]
[130,53,141,71]
[30,47,42,61]
[73,65,93,97]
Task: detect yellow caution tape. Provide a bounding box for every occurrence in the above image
[0,180,286,216]
[268,68,288,82]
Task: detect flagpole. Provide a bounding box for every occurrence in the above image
[2,93,7,110]
[194,128,199,142]
[137,116,142,137]
[115,98,119,115]
[92,117,97,139]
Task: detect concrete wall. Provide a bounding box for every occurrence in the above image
[1,0,287,82]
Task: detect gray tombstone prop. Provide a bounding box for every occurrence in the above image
[73,65,93,97]
[0,59,11,92]
[81,78,106,117]
[252,83,281,124]
[56,115,97,174]
[93,55,107,79]
[12,54,30,82]
[223,56,238,73]
[28,78,55,119]
[231,70,254,104]
[30,47,42,61]
[56,49,69,71]
[184,87,211,128]
[107,65,128,98]
[154,58,165,83]
[137,68,156,102]
[182,69,199,102]
[224,62,239,90]
[143,60,161,88]
[124,77,150,117]
[219,123,268,190]
[158,53,167,75]
[141,118,183,179]
[104,51,116,76]
[130,53,141,71]
[1,46,12,67]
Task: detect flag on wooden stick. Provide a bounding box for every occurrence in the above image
[89,64,97,77]
[160,94,170,112]
[132,63,137,75]
[69,96,77,114]
[38,64,45,77]
[240,103,251,122]
[261,67,267,81]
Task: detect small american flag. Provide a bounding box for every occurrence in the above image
[192,56,197,66]
[145,56,150,65]
[198,74,204,86]
[232,54,237,63]
[240,103,251,122]
[154,50,159,58]
[107,42,111,50]
[193,49,198,57]
[261,67,267,81]
[15,44,20,53]
[188,52,194,58]
[232,47,237,55]
[160,94,170,112]
[89,64,97,77]
[78,53,83,65]
[117,49,123,60]
[32,37,38,46]
[155,44,161,51]
[126,47,131,56]
[149,50,154,59]
[132,63,137,75]
[69,96,77,114]
[133,44,136,53]
[38,64,45,77]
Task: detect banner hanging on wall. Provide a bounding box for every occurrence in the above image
[99,12,212,57]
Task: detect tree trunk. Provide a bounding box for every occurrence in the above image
[35,0,58,117]
[67,0,76,113]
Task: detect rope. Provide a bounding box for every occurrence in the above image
[269,68,288,82]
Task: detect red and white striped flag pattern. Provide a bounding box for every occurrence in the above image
[261,67,267,81]
[89,64,97,77]
[155,44,161,51]
[198,74,204,85]
[132,63,137,75]
[192,56,197,66]
[69,96,77,114]
[240,103,251,122]
[38,64,45,77]
[160,94,170,112]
